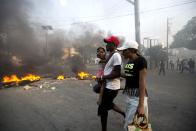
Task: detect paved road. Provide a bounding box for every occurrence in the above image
[0,70,195,131]
[147,70,196,131]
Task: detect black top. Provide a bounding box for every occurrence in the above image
[123,56,147,96]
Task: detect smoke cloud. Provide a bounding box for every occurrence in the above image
[0,0,112,77]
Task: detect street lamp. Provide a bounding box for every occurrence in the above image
[41,25,53,56]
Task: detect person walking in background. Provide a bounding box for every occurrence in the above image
[180,59,189,73]
[176,58,180,71]
[117,41,149,131]
[159,60,165,76]
[97,35,125,131]
[169,60,174,70]
[191,59,195,73]
[188,58,195,73]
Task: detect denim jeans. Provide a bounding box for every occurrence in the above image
[124,96,148,131]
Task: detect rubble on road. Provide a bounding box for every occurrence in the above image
[23,85,32,90]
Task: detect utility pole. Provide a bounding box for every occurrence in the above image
[149,39,152,69]
[126,0,141,51]
[166,18,169,69]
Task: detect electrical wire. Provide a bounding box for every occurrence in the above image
[52,0,196,27]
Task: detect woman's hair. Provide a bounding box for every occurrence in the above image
[97,47,106,63]
[128,48,138,53]
[97,47,105,52]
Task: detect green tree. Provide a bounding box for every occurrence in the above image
[171,17,196,50]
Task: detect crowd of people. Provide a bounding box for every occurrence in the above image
[178,58,195,73]
[158,58,195,76]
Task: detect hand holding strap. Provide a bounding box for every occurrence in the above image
[132,113,149,129]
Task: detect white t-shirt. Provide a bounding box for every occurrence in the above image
[104,52,122,90]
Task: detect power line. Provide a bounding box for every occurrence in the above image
[26,0,196,28]
[105,0,129,15]
[104,0,124,13]
[53,0,196,27]
[100,0,194,14]
[29,0,196,25]
[30,0,126,21]
[140,0,196,14]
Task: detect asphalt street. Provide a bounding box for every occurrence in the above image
[0,69,195,131]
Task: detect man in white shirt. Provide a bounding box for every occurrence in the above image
[97,35,125,131]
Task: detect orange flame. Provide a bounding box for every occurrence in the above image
[91,75,96,79]
[77,71,96,80]
[2,75,20,83]
[78,72,89,79]
[21,74,41,81]
[2,74,40,83]
[57,75,65,80]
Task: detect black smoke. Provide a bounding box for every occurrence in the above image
[0,0,56,76]
[0,0,114,77]
[0,0,39,76]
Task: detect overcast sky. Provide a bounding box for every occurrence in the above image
[30,0,196,46]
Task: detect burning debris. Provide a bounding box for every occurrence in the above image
[56,72,96,80]
[1,74,40,88]
[77,71,96,80]
[57,75,65,80]
[0,71,96,89]
[2,74,40,83]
